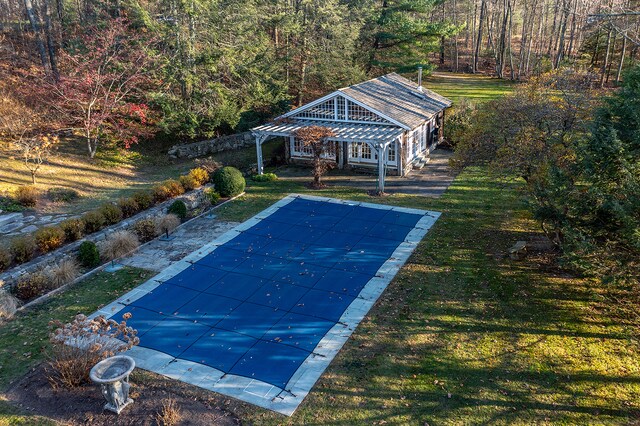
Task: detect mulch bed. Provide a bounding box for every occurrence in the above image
[6,365,245,425]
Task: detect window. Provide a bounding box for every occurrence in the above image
[292,137,313,156]
[387,142,396,162]
[336,96,346,120]
[294,99,336,120]
[361,143,372,159]
[346,100,387,123]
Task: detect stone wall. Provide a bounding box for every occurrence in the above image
[168,132,254,159]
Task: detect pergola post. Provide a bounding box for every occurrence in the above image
[253,132,268,175]
[375,141,387,194]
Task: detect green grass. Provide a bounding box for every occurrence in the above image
[0,268,151,391]
[219,169,640,425]
[425,72,517,103]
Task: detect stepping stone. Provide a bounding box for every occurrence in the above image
[0,213,22,228]
[20,225,38,233]
[0,221,24,234]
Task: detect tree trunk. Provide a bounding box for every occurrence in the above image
[23,0,49,71]
[600,27,612,88]
[616,35,627,82]
[42,0,59,80]
[473,0,486,73]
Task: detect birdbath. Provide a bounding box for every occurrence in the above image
[89,355,135,414]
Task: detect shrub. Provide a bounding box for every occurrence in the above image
[60,218,85,241]
[0,248,12,271]
[14,186,38,207]
[212,166,246,197]
[10,236,37,264]
[46,258,80,289]
[0,291,19,322]
[132,190,154,210]
[14,270,49,300]
[98,203,123,225]
[0,195,24,212]
[47,188,79,203]
[251,173,278,182]
[156,398,181,426]
[156,214,180,237]
[178,174,198,191]
[78,241,100,268]
[99,230,140,261]
[204,188,221,205]
[152,184,172,203]
[34,226,66,253]
[162,179,185,197]
[47,314,139,388]
[117,197,140,218]
[132,218,158,242]
[167,200,187,220]
[188,167,210,186]
[81,210,106,234]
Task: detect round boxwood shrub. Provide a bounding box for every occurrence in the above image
[98,203,123,225]
[212,166,245,197]
[117,197,140,218]
[167,200,187,220]
[251,173,278,182]
[132,190,154,210]
[0,247,12,271]
[60,218,85,242]
[78,241,100,268]
[10,235,37,264]
[82,210,106,234]
[34,226,66,253]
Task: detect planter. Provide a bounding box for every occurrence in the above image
[89,355,135,414]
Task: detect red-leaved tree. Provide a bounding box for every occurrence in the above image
[48,17,156,158]
[293,126,337,189]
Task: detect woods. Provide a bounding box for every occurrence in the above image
[2,0,637,150]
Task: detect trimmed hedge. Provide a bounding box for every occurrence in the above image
[251,173,278,182]
[34,226,66,253]
[10,236,36,264]
[60,218,85,241]
[98,203,123,225]
[82,210,106,233]
[212,167,245,197]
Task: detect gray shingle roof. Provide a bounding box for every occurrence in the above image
[339,73,452,129]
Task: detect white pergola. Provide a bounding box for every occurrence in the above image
[252,120,404,193]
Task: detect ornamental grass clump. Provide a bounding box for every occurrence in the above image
[179,174,198,191]
[13,270,49,301]
[46,258,80,289]
[156,398,182,426]
[99,230,140,261]
[132,218,159,242]
[156,214,180,238]
[0,291,19,322]
[47,313,139,388]
[15,185,38,207]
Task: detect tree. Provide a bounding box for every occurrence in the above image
[14,134,59,184]
[48,17,155,158]
[293,126,336,189]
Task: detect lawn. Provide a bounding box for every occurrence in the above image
[218,170,640,425]
[1,169,638,424]
[0,268,152,425]
[0,137,281,215]
[425,71,517,103]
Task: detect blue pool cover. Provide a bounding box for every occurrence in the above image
[113,197,424,389]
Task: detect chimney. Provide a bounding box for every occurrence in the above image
[417,67,423,92]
